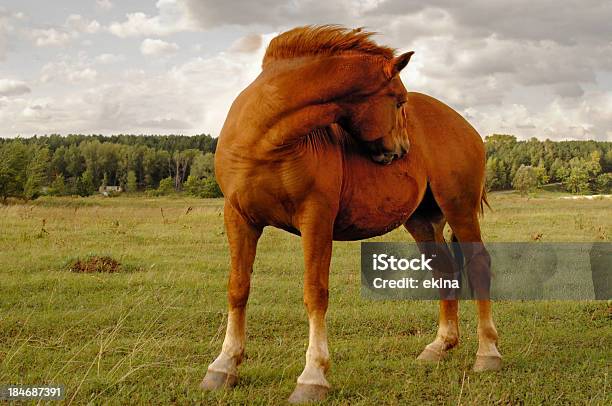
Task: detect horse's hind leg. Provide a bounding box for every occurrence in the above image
[201,205,262,390]
[445,213,502,372]
[405,214,460,363]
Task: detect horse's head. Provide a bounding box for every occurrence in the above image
[339,51,413,164]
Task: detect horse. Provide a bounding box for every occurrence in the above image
[201,25,501,403]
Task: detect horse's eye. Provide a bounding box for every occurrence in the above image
[396,101,406,108]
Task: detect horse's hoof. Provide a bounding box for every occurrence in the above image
[200,370,238,390]
[288,384,329,404]
[473,355,502,372]
[416,347,445,363]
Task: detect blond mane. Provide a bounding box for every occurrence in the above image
[263,25,395,68]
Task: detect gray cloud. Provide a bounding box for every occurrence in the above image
[96,0,113,11]
[177,0,612,47]
[554,83,585,99]
[370,1,612,45]
[181,0,359,28]
[138,118,191,129]
[0,7,14,60]
[178,0,612,99]
[0,79,31,96]
[0,34,7,61]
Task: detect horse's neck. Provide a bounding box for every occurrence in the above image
[240,54,385,148]
[260,54,383,107]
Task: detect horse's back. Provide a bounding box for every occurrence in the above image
[406,92,487,214]
[406,92,485,163]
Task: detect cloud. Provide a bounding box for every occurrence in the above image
[0,8,11,61]
[228,34,263,53]
[0,33,7,60]
[31,14,101,47]
[368,1,612,45]
[394,34,604,112]
[106,0,354,37]
[1,1,611,140]
[65,14,100,34]
[137,118,191,129]
[458,89,612,140]
[180,0,359,28]
[96,0,114,11]
[22,103,51,120]
[0,34,270,136]
[0,79,31,96]
[0,8,30,60]
[32,28,72,47]
[95,53,124,64]
[108,12,170,37]
[108,1,195,37]
[173,0,612,138]
[40,60,98,83]
[140,38,179,56]
[554,83,585,99]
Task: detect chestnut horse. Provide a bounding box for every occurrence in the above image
[202,26,501,403]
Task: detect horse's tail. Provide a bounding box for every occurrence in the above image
[480,186,491,216]
[450,233,464,272]
[450,232,468,297]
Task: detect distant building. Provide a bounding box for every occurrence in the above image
[99,185,122,195]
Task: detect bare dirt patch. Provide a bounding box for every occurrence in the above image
[66,255,135,273]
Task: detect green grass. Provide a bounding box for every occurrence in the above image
[0,192,610,405]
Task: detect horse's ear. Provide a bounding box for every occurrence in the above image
[387,51,414,78]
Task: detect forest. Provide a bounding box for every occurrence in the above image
[484,134,611,195]
[0,133,610,201]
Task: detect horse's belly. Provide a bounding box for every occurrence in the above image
[332,211,412,240]
[333,155,426,241]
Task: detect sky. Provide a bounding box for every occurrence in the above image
[0,0,611,141]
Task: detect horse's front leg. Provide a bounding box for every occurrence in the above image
[201,205,262,390]
[288,208,334,403]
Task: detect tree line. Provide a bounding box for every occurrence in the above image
[485,134,611,195]
[0,133,610,201]
[0,134,220,201]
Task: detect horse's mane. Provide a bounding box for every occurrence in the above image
[263,25,395,68]
[300,124,359,154]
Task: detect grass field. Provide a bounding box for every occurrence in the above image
[0,192,610,405]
